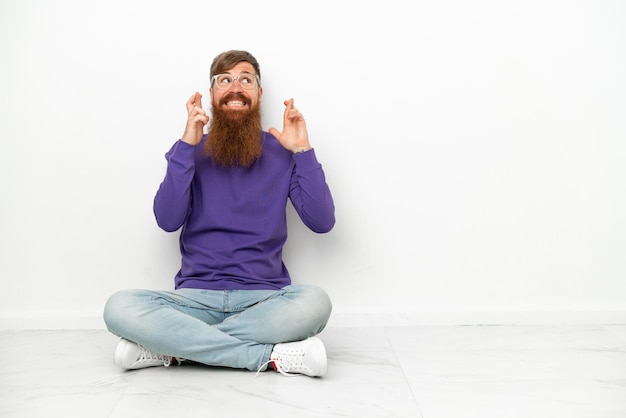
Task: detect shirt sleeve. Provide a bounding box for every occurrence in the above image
[153,140,197,232]
[289,149,336,233]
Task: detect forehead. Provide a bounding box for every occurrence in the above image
[224,61,257,75]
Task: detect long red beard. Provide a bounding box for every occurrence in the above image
[204,98,263,168]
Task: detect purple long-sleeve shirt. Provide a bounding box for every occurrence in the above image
[153,133,335,290]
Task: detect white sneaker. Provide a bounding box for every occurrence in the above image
[114,338,176,370]
[267,337,328,377]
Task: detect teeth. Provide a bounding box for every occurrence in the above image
[226,101,245,106]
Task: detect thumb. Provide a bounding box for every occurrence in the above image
[268,127,281,138]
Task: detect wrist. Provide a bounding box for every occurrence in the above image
[293,146,311,155]
[181,134,202,146]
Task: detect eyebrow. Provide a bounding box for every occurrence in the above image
[224,70,256,76]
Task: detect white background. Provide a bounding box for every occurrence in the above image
[1,0,625,328]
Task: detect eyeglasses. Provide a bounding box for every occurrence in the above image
[211,73,259,90]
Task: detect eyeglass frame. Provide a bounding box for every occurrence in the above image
[210,72,260,91]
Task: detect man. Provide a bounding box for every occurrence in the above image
[103,50,335,377]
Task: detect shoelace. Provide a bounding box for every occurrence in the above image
[254,360,272,378]
[254,352,309,378]
[139,347,173,367]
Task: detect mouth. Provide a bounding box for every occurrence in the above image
[222,94,248,109]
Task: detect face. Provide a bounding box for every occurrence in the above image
[210,61,263,113]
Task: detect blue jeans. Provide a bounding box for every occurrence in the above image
[103,285,332,371]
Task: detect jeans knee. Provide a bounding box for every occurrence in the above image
[312,286,332,323]
[289,284,332,332]
[102,289,136,335]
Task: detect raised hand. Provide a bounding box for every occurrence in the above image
[181,92,209,145]
[269,98,312,154]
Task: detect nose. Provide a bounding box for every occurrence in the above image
[228,77,244,92]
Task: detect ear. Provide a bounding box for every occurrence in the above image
[258,86,263,101]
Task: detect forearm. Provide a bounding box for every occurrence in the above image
[153,140,197,232]
[290,149,335,233]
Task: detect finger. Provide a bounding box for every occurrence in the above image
[193,114,209,125]
[186,94,196,112]
[192,105,206,116]
[191,105,208,121]
[187,92,203,112]
[286,107,303,122]
[284,98,294,109]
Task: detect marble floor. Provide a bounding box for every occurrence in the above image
[1,325,626,417]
